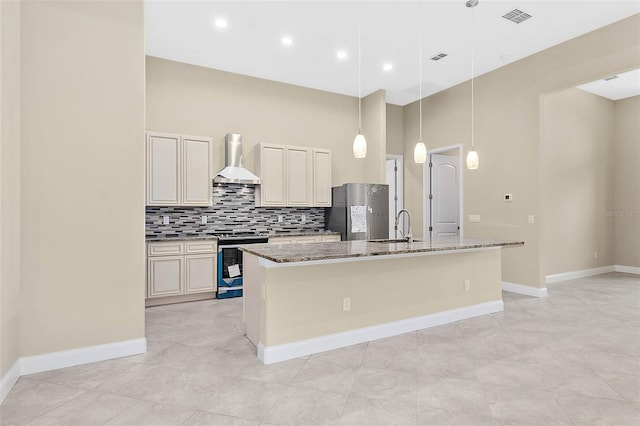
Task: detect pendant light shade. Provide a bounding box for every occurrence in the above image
[353,25,367,159]
[466,149,479,170]
[414,141,427,164]
[466,0,479,170]
[353,133,367,158]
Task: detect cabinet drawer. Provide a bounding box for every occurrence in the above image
[185,241,217,254]
[269,237,294,245]
[147,242,184,256]
[321,235,341,242]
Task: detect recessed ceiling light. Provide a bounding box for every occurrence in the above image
[604,75,619,81]
[336,50,348,60]
[281,36,293,47]
[213,18,228,29]
[383,63,393,72]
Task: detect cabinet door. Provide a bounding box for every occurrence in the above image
[257,144,287,206]
[313,149,332,207]
[184,254,216,294]
[286,146,312,206]
[182,136,213,206]
[148,256,183,298]
[146,132,181,206]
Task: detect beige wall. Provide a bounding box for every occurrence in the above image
[18,0,145,356]
[541,89,615,275]
[147,56,382,186]
[403,14,640,288]
[1,0,21,378]
[613,95,640,267]
[361,89,387,184]
[386,104,404,156]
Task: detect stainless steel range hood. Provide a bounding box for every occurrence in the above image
[213,134,261,185]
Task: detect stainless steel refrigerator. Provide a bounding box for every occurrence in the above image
[325,183,389,241]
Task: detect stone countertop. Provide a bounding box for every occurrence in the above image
[146,234,219,242]
[240,237,524,263]
[268,230,341,238]
[145,230,340,242]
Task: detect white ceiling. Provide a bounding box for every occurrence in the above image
[577,68,640,100]
[145,1,640,106]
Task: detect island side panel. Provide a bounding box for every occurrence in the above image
[243,252,262,346]
[261,248,501,347]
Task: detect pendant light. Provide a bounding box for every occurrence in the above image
[414,25,427,164]
[353,24,367,158]
[466,0,479,170]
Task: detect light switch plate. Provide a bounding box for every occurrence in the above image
[201,215,208,224]
[162,216,170,225]
[469,215,481,223]
[528,215,535,224]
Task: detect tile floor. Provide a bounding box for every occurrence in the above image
[1,272,639,425]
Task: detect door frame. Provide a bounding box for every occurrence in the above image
[423,144,464,239]
[386,154,404,238]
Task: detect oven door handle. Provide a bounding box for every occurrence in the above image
[218,244,251,250]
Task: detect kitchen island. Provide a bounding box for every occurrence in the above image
[241,237,524,364]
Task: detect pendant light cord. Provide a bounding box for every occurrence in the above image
[470,4,475,150]
[358,24,362,134]
[419,29,422,143]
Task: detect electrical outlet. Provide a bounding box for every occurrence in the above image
[464,280,470,292]
[201,215,208,224]
[278,215,284,223]
[343,297,351,312]
[301,214,306,223]
[163,216,170,225]
[528,215,535,224]
[469,215,481,223]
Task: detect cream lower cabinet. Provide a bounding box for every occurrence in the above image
[148,256,183,297]
[255,143,331,207]
[185,255,216,294]
[146,131,213,207]
[147,240,216,299]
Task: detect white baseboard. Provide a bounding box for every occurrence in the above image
[258,300,503,364]
[545,265,615,284]
[501,281,548,298]
[0,337,146,404]
[615,265,640,275]
[0,359,21,404]
[20,337,147,376]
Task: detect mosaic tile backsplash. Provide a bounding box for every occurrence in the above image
[146,183,325,238]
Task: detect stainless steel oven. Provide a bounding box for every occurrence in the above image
[216,233,268,299]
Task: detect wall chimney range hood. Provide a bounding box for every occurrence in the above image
[213,133,261,185]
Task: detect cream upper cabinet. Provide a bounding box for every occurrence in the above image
[146,131,212,206]
[286,146,312,206]
[313,149,332,207]
[182,135,213,206]
[255,143,286,207]
[147,133,181,206]
[255,143,331,207]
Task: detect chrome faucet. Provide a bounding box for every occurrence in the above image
[395,209,413,243]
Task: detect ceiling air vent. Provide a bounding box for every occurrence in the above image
[502,9,532,24]
[604,75,619,81]
[430,52,448,61]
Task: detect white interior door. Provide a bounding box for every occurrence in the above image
[385,156,404,238]
[430,154,460,237]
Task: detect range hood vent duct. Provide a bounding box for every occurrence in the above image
[213,134,261,185]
